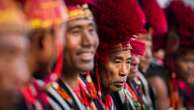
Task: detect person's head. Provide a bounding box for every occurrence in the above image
[22,0,68,76]
[138,0,168,71]
[0,0,30,93]
[129,55,140,78]
[91,0,146,92]
[63,2,99,74]
[175,47,194,81]
[98,43,132,92]
[0,0,30,109]
[138,33,152,73]
[165,1,194,81]
[128,38,145,79]
[153,49,165,60]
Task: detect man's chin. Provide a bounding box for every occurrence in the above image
[111,86,123,92]
[77,63,94,72]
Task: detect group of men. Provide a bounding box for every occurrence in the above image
[0,0,194,110]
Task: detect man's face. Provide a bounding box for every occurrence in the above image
[27,29,56,74]
[139,39,152,72]
[176,52,194,80]
[129,55,140,78]
[63,19,99,72]
[101,49,131,92]
[0,33,30,91]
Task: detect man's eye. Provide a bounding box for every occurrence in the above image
[112,60,121,63]
[72,30,80,34]
[88,27,95,32]
[127,60,132,64]
[70,28,81,35]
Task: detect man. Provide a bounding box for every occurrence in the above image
[127,41,153,110]
[166,1,194,109]
[19,0,68,109]
[47,0,100,109]
[22,0,68,81]
[138,0,170,109]
[91,0,147,109]
[0,0,30,109]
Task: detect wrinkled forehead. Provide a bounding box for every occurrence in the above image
[110,43,132,54]
[105,43,132,61]
[97,42,132,62]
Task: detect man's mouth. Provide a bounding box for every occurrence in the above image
[77,50,95,61]
[113,81,125,87]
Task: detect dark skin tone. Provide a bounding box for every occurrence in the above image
[99,45,132,93]
[137,32,170,110]
[176,51,194,82]
[28,24,66,79]
[137,32,153,73]
[62,18,99,89]
[28,29,56,78]
[128,55,140,79]
[0,32,30,110]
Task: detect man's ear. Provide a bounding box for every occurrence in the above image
[37,34,45,50]
[29,29,46,50]
[40,31,55,52]
[36,29,53,50]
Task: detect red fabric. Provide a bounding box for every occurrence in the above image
[64,0,93,6]
[104,94,113,110]
[91,0,146,60]
[92,0,146,41]
[21,86,36,105]
[74,77,98,109]
[21,0,65,26]
[21,79,49,107]
[171,74,194,108]
[139,0,168,36]
[130,38,146,56]
[74,79,90,107]
[166,1,194,47]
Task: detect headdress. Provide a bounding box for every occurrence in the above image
[0,0,28,34]
[64,0,94,21]
[23,0,67,29]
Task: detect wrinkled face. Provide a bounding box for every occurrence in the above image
[63,18,99,73]
[0,33,30,91]
[176,52,194,80]
[101,48,131,92]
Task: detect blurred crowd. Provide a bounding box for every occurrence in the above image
[0,0,193,110]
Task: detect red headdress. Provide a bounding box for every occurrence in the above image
[64,0,94,21]
[91,0,146,61]
[0,0,28,33]
[64,0,93,6]
[138,0,168,52]
[18,0,68,78]
[138,0,168,36]
[91,0,146,109]
[166,0,194,47]
[63,0,99,108]
[164,0,194,75]
[165,2,194,106]
[18,0,68,29]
